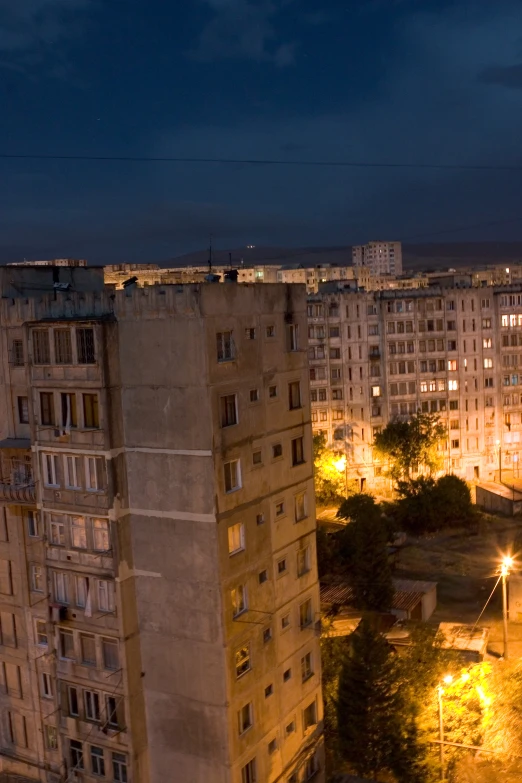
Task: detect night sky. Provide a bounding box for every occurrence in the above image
[1,0,522,263]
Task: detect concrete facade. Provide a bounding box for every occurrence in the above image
[0,283,323,783]
[307,284,522,491]
[351,241,403,276]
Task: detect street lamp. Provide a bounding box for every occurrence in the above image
[333,454,348,497]
[501,555,513,659]
[437,675,453,781]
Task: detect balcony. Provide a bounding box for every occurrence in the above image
[0,481,35,503]
[0,439,35,504]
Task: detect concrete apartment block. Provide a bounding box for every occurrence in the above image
[0,282,323,783]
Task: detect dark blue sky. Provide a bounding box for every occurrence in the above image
[1,0,522,263]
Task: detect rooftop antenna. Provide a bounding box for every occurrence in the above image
[208,235,213,274]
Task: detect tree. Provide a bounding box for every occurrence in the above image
[337,618,427,782]
[336,494,394,611]
[313,432,347,505]
[390,474,476,535]
[373,412,447,482]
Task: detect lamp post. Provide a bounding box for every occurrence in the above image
[501,556,513,660]
[438,675,453,782]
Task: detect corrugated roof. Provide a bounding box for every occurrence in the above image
[321,578,436,615]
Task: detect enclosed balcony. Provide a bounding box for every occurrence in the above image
[0,439,35,503]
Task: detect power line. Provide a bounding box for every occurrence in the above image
[1,152,522,171]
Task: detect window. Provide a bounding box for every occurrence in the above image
[330,347,341,359]
[272,443,283,459]
[268,738,277,755]
[299,599,312,628]
[265,683,273,698]
[53,571,69,604]
[98,579,115,613]
[238,702,253,734]
[217,331,234,362]
[256,513,265,526]
[17,396,29,424]
[40,392,55,426]
[268,384,278,398]
[60,629,75,660]
[102,637,119,670]
[451,439,460,449]
[297,547,311,576]
[49,515,65,546]
[112,752,128,783]
[12,340,24,366]
[252,449,262,466]
[288,381,301,410]
[295,492,307,522]
[331,367,342,381]
[44,725,57,750]
[235,645,251,678]
[301,652,313,681]
[85,456,104,491]
[31,564,43,592]
[263,627,272,643]
[33,330,50,364]
[250,388,259,403]
[281,614,290,629]
[484,358,493,369]
[64,455,82,490]
[91,745,105,777]
[83,394,99,428]
[228,522,245,555]
[245,327,256,340]
[70,739,84,770]
[283,668,292,682]
[275,501,285,516]
[220,394,238,427]
[291,436,305,466]
[27,510,39,538]
[93,518,110,551]
[259,569,268,584]
[70,515,87,548]
[266,325,275,337]
[54,329,72,364]
[303,700,317,730]
[449,400,459,410]
[288,323,299,351]
[448,380,458,391]
[43,453,59,487]
[483,338,492,349]
[36,620,48,646]
[224,459,241,492]
[105,695,119,728]
[304,754,319,780]
[447,360,457,371]
[84,689,100,720]
[332,388,343,401]
[41,672,53,698]
[231,585,247,617]
[286,720,296,735]
[76,576,87,607]
[77,328,96,364]
[277,558,287,575]
[241,759,257,783]
[485,377,494,388]
[67,685,79,716]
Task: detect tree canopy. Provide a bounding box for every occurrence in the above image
[373,411,447,482]
[313,432,348,505]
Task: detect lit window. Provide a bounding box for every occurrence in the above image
[448,380,458,391]
[371,386,381,397]
[235,645,251,678]
[228,522,245,555]
[484,358,493,369]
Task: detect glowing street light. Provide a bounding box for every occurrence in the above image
[501,555,513,659]
[333,455,347,473]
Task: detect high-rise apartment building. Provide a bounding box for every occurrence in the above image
[0,282,323,783]
[352,241,403,277]
[308,284,522,490]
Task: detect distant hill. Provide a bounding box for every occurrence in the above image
[159,242,522,272]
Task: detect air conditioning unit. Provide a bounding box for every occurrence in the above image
[54,491,61,500]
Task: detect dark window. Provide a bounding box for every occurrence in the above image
[288,381,301,410]
[258,569,268,584]
[265,684,273,698]
[106,695,119,728]
[272,443,283,459]
[61,393,77,428]
[76,328,96,364]
[54,329,72,364]
[12,340,24,366]
[291,436,305,466]
[83,394,99,428]
[250,389,259,402]
[268,385,277,398]
[70,739,84,770]
[217,331,234,362]
[220,394,237,427]
[17,396,29,424]
[33,330,50,364]
[40,393,55,426]
[241,759,257,783]
[91,746,105,777]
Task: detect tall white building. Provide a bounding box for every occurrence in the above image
[352,241,403,277]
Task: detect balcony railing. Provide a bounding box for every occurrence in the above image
[0,473,35,503]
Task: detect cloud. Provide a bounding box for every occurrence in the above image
[0,0,92,72]
[479,63,522,90]
[190,0,296,66]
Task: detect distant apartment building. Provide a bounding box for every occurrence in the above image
[352,241,403,277]
[307,284,522,490]
[0,282,323,783]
